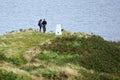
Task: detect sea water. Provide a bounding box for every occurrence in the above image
[0,0,120,41]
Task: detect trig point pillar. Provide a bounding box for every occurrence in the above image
[55,24,62,35]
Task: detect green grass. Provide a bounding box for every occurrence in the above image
[39,34,120,79]
[0,30,120,80]
[0,68,32,80]
[36,51,81,66]
[0,30,55,65]
[0,30,55,57]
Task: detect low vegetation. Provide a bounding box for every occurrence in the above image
[0,29,120,80]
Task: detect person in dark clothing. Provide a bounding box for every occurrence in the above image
[38,19,42,32]
[42,19,47,33]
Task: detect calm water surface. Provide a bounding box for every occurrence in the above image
[0,0,120,41]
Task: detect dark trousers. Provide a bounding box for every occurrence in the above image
[39,26,42,32]
[43,25,46,33]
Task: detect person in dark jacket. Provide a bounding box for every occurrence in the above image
[42,19,47,33]
[38,19,42,32]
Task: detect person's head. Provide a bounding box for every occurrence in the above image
[40,19,42,22]
[43,19,46,21]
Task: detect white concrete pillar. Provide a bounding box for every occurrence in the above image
[55,24,62,35]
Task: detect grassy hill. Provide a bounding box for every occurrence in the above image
[0,30,120,80]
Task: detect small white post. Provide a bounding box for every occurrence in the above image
[55,24,62,35]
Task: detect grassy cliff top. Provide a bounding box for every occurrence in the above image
[0,30,120,80]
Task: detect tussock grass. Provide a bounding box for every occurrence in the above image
[39,33,120,80]
[0,29,120,80]
[0,68,33,80]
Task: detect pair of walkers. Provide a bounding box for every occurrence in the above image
[38,19,47,33]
